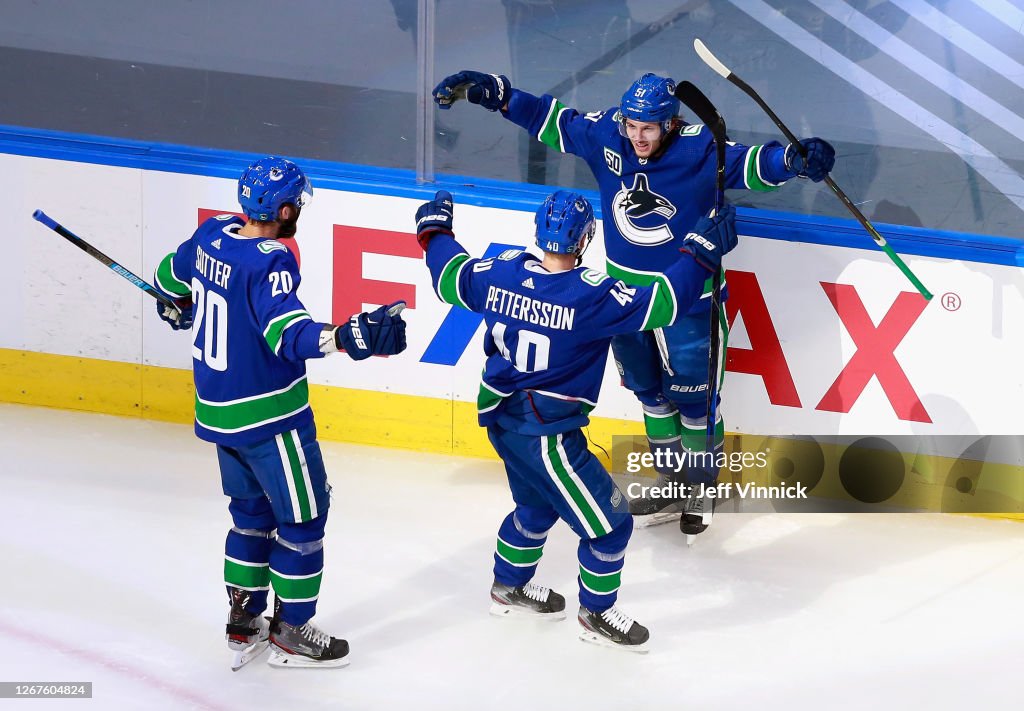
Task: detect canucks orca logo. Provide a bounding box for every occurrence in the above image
[612,174,677,246]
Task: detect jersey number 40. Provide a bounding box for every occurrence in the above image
[492,323,550,373]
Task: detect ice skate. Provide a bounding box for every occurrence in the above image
[681,486,715,545]
[268,617,350,669]
[577,605,649,652]
[490,580,566,619]
[628,475,686,528]
[225,588,271,671]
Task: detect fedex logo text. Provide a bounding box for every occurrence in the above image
[300,226,933,425]
[725,271,931,423]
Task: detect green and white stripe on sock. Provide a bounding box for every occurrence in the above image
[270,567,323,604]
[643,408,682,443]
[495,536,545,568]
[680,414,726,453]
[276,429,318,523]
[541,434,613,539]
[578,564,622,597]
[224,556,270,592]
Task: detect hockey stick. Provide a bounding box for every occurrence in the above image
[674,81,726,455]
[32,210,184,314]
[693,38,932,301]
[673,82,726,541]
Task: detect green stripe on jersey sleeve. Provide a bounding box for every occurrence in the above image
[744,145,783,192]
[263,310,312,355]
[155,252,191,297]
[536,99,568,152]
[477,379,509,414]
[641,276,678,330]
[437,253,471,309]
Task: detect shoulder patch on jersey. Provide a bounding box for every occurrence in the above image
[497,249,523,261]
[679,124,704,136]
[580,269,609,287]
[257,240,288,254]
[213,213,237,221]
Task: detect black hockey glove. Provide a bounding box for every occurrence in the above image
[335,301,408,360]
[415,190,454,249]
[433,70,511,111]
[156,298,194,330]
[680,204,738,273]
[784,138,836,182]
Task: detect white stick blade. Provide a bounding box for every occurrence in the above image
[694,39,731,79]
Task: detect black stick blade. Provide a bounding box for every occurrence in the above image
[674,81,726,140]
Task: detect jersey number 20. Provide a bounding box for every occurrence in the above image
[191,280,228,371]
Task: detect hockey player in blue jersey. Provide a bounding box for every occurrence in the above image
[432,70,835,534]
[153,156,407,669]
[415,188,737,650]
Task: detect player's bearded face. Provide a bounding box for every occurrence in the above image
[625,120,663,158]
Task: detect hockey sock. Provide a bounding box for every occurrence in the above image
[642,404,682,450]
[224,527,273,614]
[577,518,632,612]
[271,517,327,626]
[680,412,725,486]
[493,510,555,588]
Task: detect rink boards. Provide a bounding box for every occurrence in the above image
[1,141,1023,485]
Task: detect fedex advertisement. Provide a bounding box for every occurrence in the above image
[3,152,1022,441]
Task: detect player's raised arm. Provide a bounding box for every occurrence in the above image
[723,135,836,193]
[587,205,739,338]
[416,190,492,313]
[251,246,407,364]
[432,70,602,159]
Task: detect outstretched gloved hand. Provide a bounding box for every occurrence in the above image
[784,137,836,182]
[335,301,408,360]
[433,70,511,112]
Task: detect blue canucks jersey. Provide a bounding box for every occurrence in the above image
[425,233,707,434]
[154,215,328,445]
[503,89,794,305]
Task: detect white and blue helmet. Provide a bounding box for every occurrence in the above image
[238,156,313,222]
[535,190,596,256]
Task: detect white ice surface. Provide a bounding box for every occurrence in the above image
[0,403,1021,710]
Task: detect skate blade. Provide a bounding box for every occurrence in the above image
[635,512,681,529]
[578,629,649,654]
[267,648,350,669]
[231,639,270,671]
[489,602,566,620]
